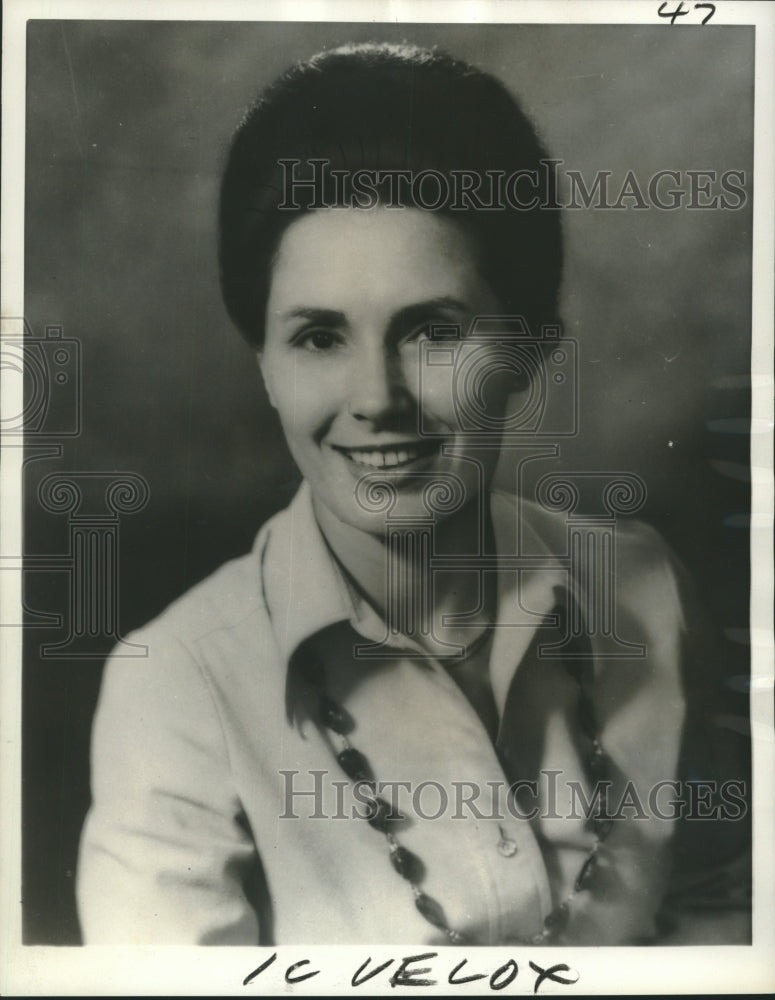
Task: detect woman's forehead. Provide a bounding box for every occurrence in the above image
[267,206,493,316]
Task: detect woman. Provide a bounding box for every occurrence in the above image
[77,42,749,946]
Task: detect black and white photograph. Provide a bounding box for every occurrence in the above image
[1,0,773,994]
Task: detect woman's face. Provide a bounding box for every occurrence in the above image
[260,206,514,535]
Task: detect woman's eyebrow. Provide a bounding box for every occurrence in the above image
[390,296,470,331]
[280,306,347,325]
[280,297,468,327]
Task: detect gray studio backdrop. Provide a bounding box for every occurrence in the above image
[23,21,753,943]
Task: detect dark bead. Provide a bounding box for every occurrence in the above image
[574,852,599,892]
[593,817,614,841]
[578,693,597,740]
[390,846,423,882]
[415,892,448,931]
[543,902,569,932]
[366,796,402,832]
[337,747,374,784]
[318,693,353,735]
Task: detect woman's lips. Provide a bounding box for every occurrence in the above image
[332,439,440,470]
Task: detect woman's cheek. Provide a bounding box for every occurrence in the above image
[417,344,510,432]
[416,366,459,430]
[272,356,340,428]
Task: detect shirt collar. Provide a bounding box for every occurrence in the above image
[487,490,568,719]
[260,481,568,722]
[259,480,358,669]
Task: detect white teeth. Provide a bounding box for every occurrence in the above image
[340,446,427,468]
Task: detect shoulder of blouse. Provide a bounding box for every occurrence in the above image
[122,502,295,650]
[492,489,682,591]
[89,503,297,777]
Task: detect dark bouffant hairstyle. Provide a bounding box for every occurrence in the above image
[219,42,562,347]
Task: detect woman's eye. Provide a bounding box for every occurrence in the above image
[296,328,338,352]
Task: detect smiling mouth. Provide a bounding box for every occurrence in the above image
[332,440,440,469]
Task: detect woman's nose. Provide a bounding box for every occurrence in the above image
[347,347,412,423]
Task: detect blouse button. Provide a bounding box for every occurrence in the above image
[497,828,518,857]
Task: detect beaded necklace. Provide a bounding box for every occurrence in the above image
[303,601,609,945]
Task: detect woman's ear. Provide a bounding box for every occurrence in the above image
[256,351,277,409]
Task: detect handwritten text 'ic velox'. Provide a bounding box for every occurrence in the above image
[243,950,581,993]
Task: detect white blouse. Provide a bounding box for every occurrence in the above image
[77,482,750,945]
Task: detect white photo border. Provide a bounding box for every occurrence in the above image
[2,0,773,995]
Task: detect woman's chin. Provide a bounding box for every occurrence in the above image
[315,481,482,538]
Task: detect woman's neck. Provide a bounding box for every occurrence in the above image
[312,492,497,655]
